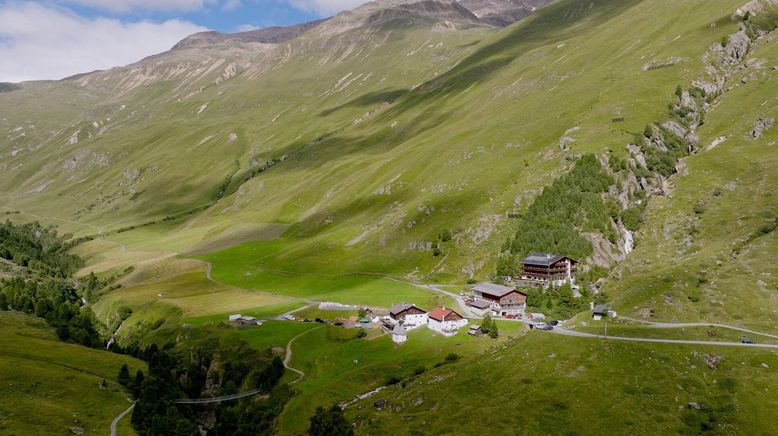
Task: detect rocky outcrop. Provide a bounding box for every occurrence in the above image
[173,19,328,50]
[458,0,552,27]
[752,117,774,139]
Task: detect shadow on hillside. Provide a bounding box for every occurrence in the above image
[387,0,645,109]
[319,89,408,117]
[236,0,645,200]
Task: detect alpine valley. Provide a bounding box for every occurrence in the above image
[1,0,778,434]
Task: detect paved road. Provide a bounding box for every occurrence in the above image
[109,402,135,436]
[618,317,778,340]
[540,324,778,349]
[420,284,479,318]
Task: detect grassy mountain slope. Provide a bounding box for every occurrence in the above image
[606,16,778,330]
[347,332,778,434]
[0,311,145,435]
[2,0,778,434]
[0,0,750,285]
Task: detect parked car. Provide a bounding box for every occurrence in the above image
[536,323,554,331]
[741,337,757,344]
[549,320,559,326]
[315,318,326,323]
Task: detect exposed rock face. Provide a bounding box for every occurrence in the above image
[752,117,774,139]
[458,0,552,27]
[364,0,483,27]
[723,30,751,64]
[173,19,328,50]
[735,0,778,18]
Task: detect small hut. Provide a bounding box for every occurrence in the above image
[392,323,407,344]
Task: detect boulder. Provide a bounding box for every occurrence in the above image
[752,117,774,139]
[725,31,751,64]
[662,121,687,139]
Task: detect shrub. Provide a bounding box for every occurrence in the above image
[445,353,461,362]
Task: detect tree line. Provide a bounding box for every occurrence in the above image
[0,221,83,277]
[116,336,289,435]
[497,154,616,277]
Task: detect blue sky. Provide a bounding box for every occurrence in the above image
[0,0,367,82]
[64,1,329,32]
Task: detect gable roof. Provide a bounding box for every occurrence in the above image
[473,283,525,298]
[521,253,576,266]
[467,299,491,309]
[389,302,425,316]
[392,323,407,335]
[428,307,461,322]
[592,304,608,315]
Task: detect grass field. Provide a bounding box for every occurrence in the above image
[182,301,305,326]
[571,320,778,345]
[0,311,145,435]
[92,262,297,345]
[199,240,456,308]
[273,322,527,435]
[230,320,322,352]
[348,332,778,434]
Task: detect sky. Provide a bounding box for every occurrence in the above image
[0,0,368,83]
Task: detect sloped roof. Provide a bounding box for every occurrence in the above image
[521,253,567,266]
[389,302,425,316]
[592,304,608,314]
[392,323,407,335]
[467,299,491,309]
[473,283,517,298]
[428,307,461,322]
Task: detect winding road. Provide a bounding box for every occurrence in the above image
[535,322,778,349]
[169,325,321,406]
[284,326,322,384]
[109,402,135,436]
[617,317,778,340]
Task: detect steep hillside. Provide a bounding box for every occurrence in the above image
[347,333,778,434]
[0,311,145,434]
[606,13,778,329]
[2,0,752,281]
[3,0,778,434]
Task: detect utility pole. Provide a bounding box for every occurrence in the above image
[604,317,608,341]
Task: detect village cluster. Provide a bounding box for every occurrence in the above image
[384,253,581,343]
[228,253,614,344]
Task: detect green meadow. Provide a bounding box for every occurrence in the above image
[0,312,145,435]
[348,333,778,434]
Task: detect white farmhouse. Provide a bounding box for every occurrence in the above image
[427,307,468,337]
[389,302,428,330]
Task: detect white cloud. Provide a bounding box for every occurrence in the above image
[286,0,367,16]
[0,2,207,83]
[222,0,242,11]
[62,0,213,13]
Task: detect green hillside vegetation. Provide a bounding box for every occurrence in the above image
[2,0,778,433]
[605,9,778,330]
[0,221,83,277]
[0,311,145,435]
[0,0,753,284]
[347,333,778,434]
[273,321,525,435]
